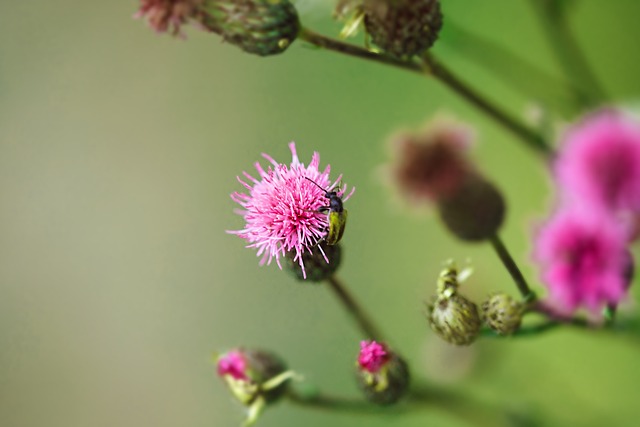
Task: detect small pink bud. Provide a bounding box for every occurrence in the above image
[358,340,389,373]
[217,350,248,381]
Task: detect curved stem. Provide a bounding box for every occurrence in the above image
[488,234,537,301]
[287,389,384,414]
[326,274,385,342]
[298,27,552,156]
[421,53,554,156]
[289,384,528,425]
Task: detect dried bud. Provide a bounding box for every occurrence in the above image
[363,0,443,58]
[135,0,204,36]
[437,175,506,241]
[386,116,475,206]
[216,349,295,425]
[284,242,342,282]
[355,341,410,405]
[481,293,524,335]
[204,0,300,56]
[428,292,481,346]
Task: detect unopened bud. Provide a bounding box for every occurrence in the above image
[481,293,523,335]
[204,0,300,56]
[438,175,506,241]
[285,242,341,282]
[216,348,295,425]
[355,341,410,405]
[428,292,481,346]
[363,0,443,58]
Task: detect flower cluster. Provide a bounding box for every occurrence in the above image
[229,142,353,279]
[535,110,640,317]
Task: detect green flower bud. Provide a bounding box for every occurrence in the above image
[363,0,443,58]
[428,292,481,346]
[437,175,506,242]
[204,0,300,56]
[481,293,524,335]
[285,242,342,282]
[356,341,410,405]
[216,349,296,426]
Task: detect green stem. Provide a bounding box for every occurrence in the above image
[298,27,552,156]
[289,385,527,425]
[488,235,536,301]
[422,53,553,156]
[326,274,385,342]
[529,0,608,107]
[287,389,385,414]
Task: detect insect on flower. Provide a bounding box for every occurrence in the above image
[304,177,348,245]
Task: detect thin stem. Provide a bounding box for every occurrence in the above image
[422,53,553,156]
[529,0,607,107]
[289,385,522,425]
[488,234,536,301]
[326,274,385,342]
[298,27,552,156]
[287,389,385,414]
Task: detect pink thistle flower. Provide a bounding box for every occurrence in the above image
[217,350,248,381]
[555,110,640,215]
[358,340,390,373]
[134,0,203,36]
[533,207,630,316]
[386,116,474,205]
[229,142,354,279]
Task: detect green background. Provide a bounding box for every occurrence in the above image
[1,1,640,426]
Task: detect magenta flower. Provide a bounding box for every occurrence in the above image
[134,0,203,36]
[229,142,354,279]
[555,110,640,214]
[534,207,630,316]
[358,341,390,373]
[217,350,248,381]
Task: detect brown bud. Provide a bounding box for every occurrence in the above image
[363,0,443,58]
[437,175,506,241]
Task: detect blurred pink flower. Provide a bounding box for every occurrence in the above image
[534,208,630,316]
[358,340,389,373]
[556,110,640,214]
[229,142,353,279]
[386,117,474,205]
[217,350,248,381]
[134,0,203,36]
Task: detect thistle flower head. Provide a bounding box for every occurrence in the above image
[428,292,481,346]
[355,341,409,405]
[134,0,203,36]
[363,0,443,58]
[358,340,390,373]
[481,292,524,335]
[556,110,640,214]
[534,207,630,316]
[216,348,295,426]
[229,142,354,279]
[217,350,248,380]
[203,0,300,56]
[387,117,474,205]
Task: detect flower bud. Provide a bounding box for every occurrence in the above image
[355,341,409,405]
[437,175,506,241]
[481,293,523,335]
[216,349,295,425]
[363,0,443,58]
[135,0,204,36]
[204,0,300,56]
[428,292,481,346]
[284,242,342,282]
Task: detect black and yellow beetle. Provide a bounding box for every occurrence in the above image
[305,177,348,245]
